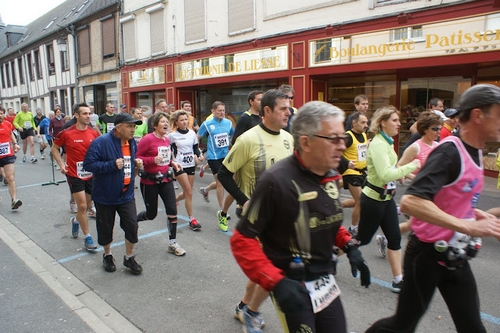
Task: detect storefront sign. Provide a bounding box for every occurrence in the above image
[310,13,500,67]
[129,66,165,87]
[175,45,288,82]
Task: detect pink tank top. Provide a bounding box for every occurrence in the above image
[411,139,438,175]
[411,136,483,243]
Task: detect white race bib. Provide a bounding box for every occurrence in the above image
[386,181,397,190]
[76,161,93,179]
[24,121,32,129]
[357,143,367,161]
[214,133,229,148]
[123,156,132,180]
[304,274,341,314]
[158,146,171,166]
[179,151,194,166]
[0,142,11,156]
[106,123,115,132]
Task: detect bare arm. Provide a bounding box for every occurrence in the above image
[397,144,418,180]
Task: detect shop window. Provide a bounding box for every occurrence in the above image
[78,27,90,66]
[201,58,209,67]
[184,0,206,44]
[18,57,24,84]
[47,44,55,75]
[228,0,255,36]
[34,50,42,79]
[224,54,234,72]
[101,15,116,59]
[11,61,16,86]
[390,26,423,42]
[149,8,165,55]
[314,39,332,63]
[106,83,118,108]
[122,19,136,61]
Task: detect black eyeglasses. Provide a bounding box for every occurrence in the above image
[430,127,442,132]
[313,134,347,144]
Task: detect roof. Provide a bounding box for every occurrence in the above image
[0,0,119,60]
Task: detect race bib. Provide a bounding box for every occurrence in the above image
[158,146,171,166]
[106,123,115,132]
[304,274,341,314]
[214,133,229,148]
[76,161,93,179]
[133,136,142,144]
[24,121,32,129]
[180,151,194,166]
[386,181,396,190]
[357,143,367,161]
[123,156,132,180]
[0,142,11,156]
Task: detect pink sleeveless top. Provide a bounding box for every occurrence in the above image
[411,139,438,175]
[411,136,483,243]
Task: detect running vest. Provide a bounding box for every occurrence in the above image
[411,136,483,243]
[411,139,438,176]
[342,130,367,176]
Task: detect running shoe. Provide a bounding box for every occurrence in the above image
[87,206,96,218]
[103,254,116,272]
[348,226,358,238]
[11,199,22,210]
[31,156,37,163]
[235,205,243,218]
[70,200,78,214]
[71,217,80,238]
[189,219,201,231]
[234,303,244,322]
[84,235,98,251]
[198,187,210,203]
[167,242,186,256]
[376,234,387,258]
[123,255,143,275]
[173,180,179,189]
[41,154,45,160]
[241,305,265,333]
[217,210,228,232]
[391,280,404,293]
[199,164,206,178]
[22,156,27,163]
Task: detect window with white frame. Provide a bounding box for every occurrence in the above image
[11,61,16,86]
[18,58,24,84]
[34,50,42,79]
[121,18,136,61]
[184,0,206,44]
[148,7,165,55]
[390,26,423,42]
[1,65,5,88]
[228,0,255,36]
[5,63,11,87]
[47,44,55,75]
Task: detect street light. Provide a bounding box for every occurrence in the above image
[57,38,67,52]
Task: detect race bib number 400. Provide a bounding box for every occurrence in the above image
[214,133,229,148]
[304,274,341,313]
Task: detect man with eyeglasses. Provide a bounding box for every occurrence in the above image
[231,101,370,333]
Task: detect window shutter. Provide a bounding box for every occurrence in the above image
[228,0,254,35]
[184,0,206,43]
[150,10,165,55]
[123,21,136,61]
[102,16,116,58]
[78,28,90,65]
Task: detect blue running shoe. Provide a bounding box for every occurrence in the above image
[71,217,80,238]
[241,305,265,333]
[84,235,98,251]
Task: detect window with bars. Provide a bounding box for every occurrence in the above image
[34,50,42,79]
[78,27,90,65]
[122,20,136,61]
[6,63,11,87]
[228,0,255,36]
[11,61,16,86]
[184,0,206,44]
[390,26,423,42]
[101,15,116,59]
[27,53,34,81]
[18,58,24,84]
[47,44,55,75]
[149,9,165,55]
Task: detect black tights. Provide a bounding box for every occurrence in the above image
[366,234,486,333]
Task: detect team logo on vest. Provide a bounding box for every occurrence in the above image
[283,139,290,150]
[323,181,339,199]
[462,178,479,192]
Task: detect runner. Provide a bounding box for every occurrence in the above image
[52,103,99,251]
[0,106,22,209]
[13,103,37,163]
[168,110,203,231]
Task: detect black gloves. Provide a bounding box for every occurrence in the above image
[272,278,309,314]
[344,241,371,288]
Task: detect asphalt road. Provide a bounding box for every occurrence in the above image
[1,155,499,333]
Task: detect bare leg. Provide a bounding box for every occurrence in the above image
[387,248,402,277]
[4,164,17,200]
[176,173,194,216]
[73,191,90,234]
[213,173,225,208]
[347,184,362,227]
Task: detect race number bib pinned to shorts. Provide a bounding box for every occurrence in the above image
[76,161,93,179]
[24,121,32,129]
[214,133,229,148]
[304,274,341,313]
[123,156,132,180]
[0,142,11,156]
[158,146,171,166]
